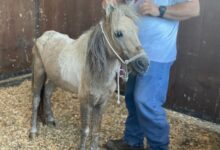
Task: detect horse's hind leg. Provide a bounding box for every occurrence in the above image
[43,79,56,127]
[29,46,46,139]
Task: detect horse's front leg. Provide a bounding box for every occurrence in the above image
[91,97,108,150]
[79,96,92,150]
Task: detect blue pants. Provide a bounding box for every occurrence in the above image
[123,61,173,150]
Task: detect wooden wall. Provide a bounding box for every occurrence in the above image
[0,0,102,78]
[166,0,220,123]
[0,0,35,75]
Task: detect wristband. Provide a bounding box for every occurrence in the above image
[159,6,167,18]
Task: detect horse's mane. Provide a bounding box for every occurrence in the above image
[87,4,138,79]
[87,24,108,79]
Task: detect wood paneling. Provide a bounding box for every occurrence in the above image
[39,0,102,38]
[0,0,102,77]
[166,0,220,123]
[0,0,35,74]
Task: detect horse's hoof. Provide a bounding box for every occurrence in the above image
[47,120,56,127]
[29,132,38,139]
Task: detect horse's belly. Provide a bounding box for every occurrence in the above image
[56,47,84,92]
[44,57,81,93]
[53,78,79,93]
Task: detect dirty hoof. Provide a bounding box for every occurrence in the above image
[47,120,56,127]
[29,132,38,139]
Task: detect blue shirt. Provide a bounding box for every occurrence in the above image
[127,0,187,62]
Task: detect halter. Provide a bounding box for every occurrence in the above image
[99,21,145,65]
[99,21,145,104]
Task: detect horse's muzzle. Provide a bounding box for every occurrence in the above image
[129,55,149,75]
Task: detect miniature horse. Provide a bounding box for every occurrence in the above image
[30,3,149,150]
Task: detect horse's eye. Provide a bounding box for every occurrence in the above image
[114,31,123,38]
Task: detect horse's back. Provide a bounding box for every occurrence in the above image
[36,30,74,53]
[35,31,76,65]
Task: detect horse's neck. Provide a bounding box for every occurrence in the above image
[74,25,121,83]
[73,30,93,53]
[74,24,116,60]
[85,58,120,88]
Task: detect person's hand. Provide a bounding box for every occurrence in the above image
[102,0,118,8]
[139,0,160,17]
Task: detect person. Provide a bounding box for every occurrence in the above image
[102,0,200,150]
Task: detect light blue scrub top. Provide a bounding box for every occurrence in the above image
[127,0,188,62]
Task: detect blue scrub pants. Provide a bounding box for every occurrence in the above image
[123,61,173,150]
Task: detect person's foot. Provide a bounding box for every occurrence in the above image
[105,139,146,150]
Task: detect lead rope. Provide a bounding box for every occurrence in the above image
[117,68,121,104]
[116,65,129,104]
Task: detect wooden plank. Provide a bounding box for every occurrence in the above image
[0,0,35,73]
[39,0,102,38]
[166,0,220,123]
[0,0,103,77]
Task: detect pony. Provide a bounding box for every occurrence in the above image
[29,2,149,150]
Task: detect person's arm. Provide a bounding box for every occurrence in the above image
[140,0,200,21]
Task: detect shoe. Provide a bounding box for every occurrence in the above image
[105,139,146,150]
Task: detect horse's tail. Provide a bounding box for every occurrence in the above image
[31,44,36,91]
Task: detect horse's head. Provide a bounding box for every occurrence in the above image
[103,2,149,75]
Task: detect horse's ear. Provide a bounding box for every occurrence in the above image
[103,1,116,17]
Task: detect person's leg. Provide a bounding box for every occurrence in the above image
[105,75,145,150]
[123,75,144,147]
[134,61,173,150]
